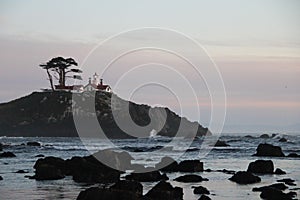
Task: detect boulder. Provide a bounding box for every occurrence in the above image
[229,171,261,184]
[253,143,285,157]
[87,149,133,171]
[0,151,16,158]
[279,138,287,142]
[198,195,211,200]
[253,183,288,192]
[274,168,286,175]
[0,176,3,180]
[66,156,121,183]
[174,174,208,183]
[76,185,141,200]
[193,186,210,195]
[247,160,274,174]
[177,160,203,172]
[0,143,2,151]
[125,170,168,182]
[34,156,66,174]
[144,181,183,200]
[245,135,255,139]
[33,156,68,180]
[27,142,41,146]
[260,134,270,138]
[214,140,230,147]
[260,187,296,200]
[277,178,296,186]
[34,164,65,180]
[217,169,235,175]
[15,170,28,174]
[35,154,45,158]
[110,180,143,199]
[287,153,300,158]
[155,156,178,172]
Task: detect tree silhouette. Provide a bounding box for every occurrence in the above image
[39,57,82,91]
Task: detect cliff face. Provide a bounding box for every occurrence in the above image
[0,91,210,138]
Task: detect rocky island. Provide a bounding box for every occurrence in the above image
[0,91,210,138]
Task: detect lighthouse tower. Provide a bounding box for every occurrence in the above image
[92,73,100,85]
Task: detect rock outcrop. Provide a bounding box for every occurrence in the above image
[229,171,261,184]
[77,180,143,200]
[0,91,210,138]
[125,171,168,182]
[155,158,203,172]
[247,160,274,174]
[174,174,208,183]
[214,140,230,147]
[253,143,285,157]
[0,152,16,158]
[193,186,210,195]
[144,181,183,200]
[32,150,126,182]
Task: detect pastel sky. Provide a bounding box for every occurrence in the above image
[0,0,300,133]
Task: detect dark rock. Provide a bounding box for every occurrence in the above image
[193,186,210,195]
[198,195,212,200]
[144,181,183,200]
[125,171,168,182]
[271,133,277,138]
[88,149,133,171]
[110,180,143,198]
[123,146,163,152]
[260,134,270,138]
[35,164,65,180]
[247,160,274,174]
[0,143,2,151]
[186,148,200,152]
[277,178,295,183]
[260,187,295,200]
[33,156,66,180]
[177,160,203,172]
[274,168,286,175]
[214,140,230,147]
[0,151,16,158]
[217,169,235,174]
[279,138,287,142]
[66,156,121,183]
[253,183,288,192]
[34,156,66,173]
[35,154,45,158]
[174,174,208,183]
[229,171,261,184]
[27,142,41,146]
[287,153,300,158]
[277,178,296,186]
[253,143,285,157]
[15,170,28,174]
[245,135,255,138]
[0,176,2,180]
[0,91,210,138]
[155,156,178,172]
[77,183,142,200]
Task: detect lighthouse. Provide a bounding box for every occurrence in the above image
[92,73,100,85]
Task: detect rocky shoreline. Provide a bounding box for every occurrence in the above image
[1,136,299,200]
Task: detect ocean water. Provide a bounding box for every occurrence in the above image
[0,133,299,200]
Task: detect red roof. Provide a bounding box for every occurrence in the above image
[97,85,110,90]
